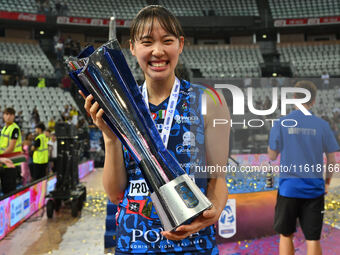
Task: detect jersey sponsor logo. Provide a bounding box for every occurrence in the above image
[174,115,199,124]
[176,145,199,154]
[128,180,150,196]
[183,131,196,146]
[131,227,200,244]
[175,130,199,154]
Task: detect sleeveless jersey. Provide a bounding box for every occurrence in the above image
[115,80,218,254]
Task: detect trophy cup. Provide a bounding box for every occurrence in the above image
[68,40,212,231]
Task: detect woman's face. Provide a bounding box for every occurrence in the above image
[130,19,184,83]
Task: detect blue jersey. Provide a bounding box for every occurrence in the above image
[115,80,218,254]
[269,110,339,198]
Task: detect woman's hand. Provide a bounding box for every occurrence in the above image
[79,91,117,142]
[0,158,15,168]
[161,205,219,241]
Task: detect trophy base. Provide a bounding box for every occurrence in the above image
[151,174,212,232]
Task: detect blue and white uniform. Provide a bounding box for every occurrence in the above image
[115,79,219,254]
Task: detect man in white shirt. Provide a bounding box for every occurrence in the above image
[48,132,58,173]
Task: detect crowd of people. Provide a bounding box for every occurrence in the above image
[0,102,86,196]
[36,0,69,16]
[0,107,58,196]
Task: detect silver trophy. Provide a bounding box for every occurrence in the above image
[68,39,212,231]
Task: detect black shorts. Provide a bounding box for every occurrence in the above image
[274,193,324,240]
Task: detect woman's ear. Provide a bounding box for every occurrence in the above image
[129,40,136,56]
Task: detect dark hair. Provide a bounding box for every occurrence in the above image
[4,107,15,115]
[130,5,184,44]
[294,80,317,105]
[36,122,46,131]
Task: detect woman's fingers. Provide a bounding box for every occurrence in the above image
[84,94,94,112]
[89,102,100,121]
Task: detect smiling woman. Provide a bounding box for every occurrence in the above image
[129,7,184,106]
[82,5,230,255]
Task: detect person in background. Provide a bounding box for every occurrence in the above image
[48,132,58,173]
[31,123,49,180]
[44,129,51,141]
[37,77,46,88]
[20,75,29,87]
[22,132,33,185]
[70,106,78,126]
[0,107,23,194]
[0,157,14,168]
[61,74,71,91]
[48,117,56,132]
[268,80,339,255]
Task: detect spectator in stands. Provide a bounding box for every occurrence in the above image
[31,123,49,180]
[268,81,339,255]
[48,132,57,173]
[61,74,71,91]
[48,117,56,132]
[82,5,229,254]
[55,0,62,15]
[37,77,46,88]
[36,0,43,12]
[19,75,29,87]
[13,75,20,86]
[321,71,330,90]
[31,107,40,124]
[63,104,70,118]
[0,107,23,194]
[42,0,51,14]
[55,39,64,62]
[70,106,78,126]
[22,132,33,185]
[61,3,68,16]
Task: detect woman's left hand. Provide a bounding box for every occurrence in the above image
[0,158,15,168]
[161,205,219,241]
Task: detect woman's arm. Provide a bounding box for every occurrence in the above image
[83,93,127,204]
[162,90,230,240]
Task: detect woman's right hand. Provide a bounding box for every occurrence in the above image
[80,91,118,143]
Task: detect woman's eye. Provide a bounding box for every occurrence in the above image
[164,40,173,43]
[141,41,152,45]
